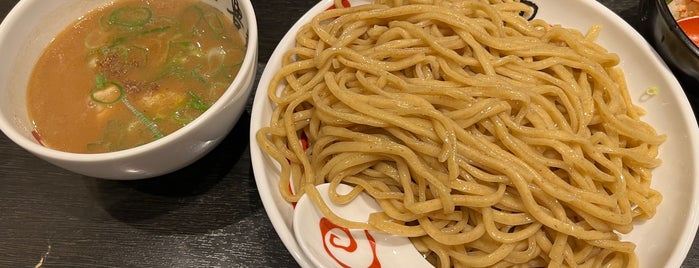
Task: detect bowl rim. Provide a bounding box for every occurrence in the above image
[656,0,699,58]
[0,0,259,162]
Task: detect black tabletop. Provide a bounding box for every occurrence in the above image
[0,0,697,267]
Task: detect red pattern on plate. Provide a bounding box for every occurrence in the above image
[319,217,381,268]
[326,0,352,10]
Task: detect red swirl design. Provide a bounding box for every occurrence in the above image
[319,217,380,268]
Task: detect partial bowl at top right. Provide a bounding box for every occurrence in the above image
[644,0,699,81]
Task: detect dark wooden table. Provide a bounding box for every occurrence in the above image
[1,0,697,267]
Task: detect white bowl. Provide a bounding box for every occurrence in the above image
[250,0,699,267]
[0,0,258,180]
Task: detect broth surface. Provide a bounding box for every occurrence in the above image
[27,0,245,153]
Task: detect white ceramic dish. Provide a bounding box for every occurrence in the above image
[293,183,433,268]
[250,0,699,267]
[0,0,258,179]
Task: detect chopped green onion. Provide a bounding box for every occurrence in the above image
[204,12,224,34]
[191,68,208,84]
[646,86,660,96]
[109,36,129,48]
[109,7,152,28]
[157,64,187,80]
[107,25,172,48]
[182,5,205,36]
[213,62,242,80]
[121,97,164,139]
[90,81,124,104]
[172,91,210,125]
[167,41,204,59]
[141,25,171,35]
[95,73,109,89]
[187,91,210,112]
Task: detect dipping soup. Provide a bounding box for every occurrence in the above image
[27,0,245,153]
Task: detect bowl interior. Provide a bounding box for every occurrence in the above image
[0,0,255,157]
[657,0,699,49]
[643,0,699,81]
[678,16,699,44]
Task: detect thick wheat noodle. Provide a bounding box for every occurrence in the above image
[256,0,665,267]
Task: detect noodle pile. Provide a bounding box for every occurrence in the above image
[256,0,665,267]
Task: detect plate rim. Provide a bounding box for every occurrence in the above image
[249,0,699,267]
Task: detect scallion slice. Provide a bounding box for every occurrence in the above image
[90,81,124,104]
[109,7,152,28]
[121,97,164,139]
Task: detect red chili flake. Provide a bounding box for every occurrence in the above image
[31,130,45,146]
[326,0,352,10]
[300,133,309,151]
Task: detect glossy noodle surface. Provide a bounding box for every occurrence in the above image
[257,0,666,267]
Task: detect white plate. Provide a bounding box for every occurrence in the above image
[250,0,699,267]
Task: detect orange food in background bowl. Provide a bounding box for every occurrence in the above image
[678,16,699,46]
[643,0,699,80]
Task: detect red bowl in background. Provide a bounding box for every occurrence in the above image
[642,0,699,82]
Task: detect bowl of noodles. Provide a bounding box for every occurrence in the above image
[250,0,699,267]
